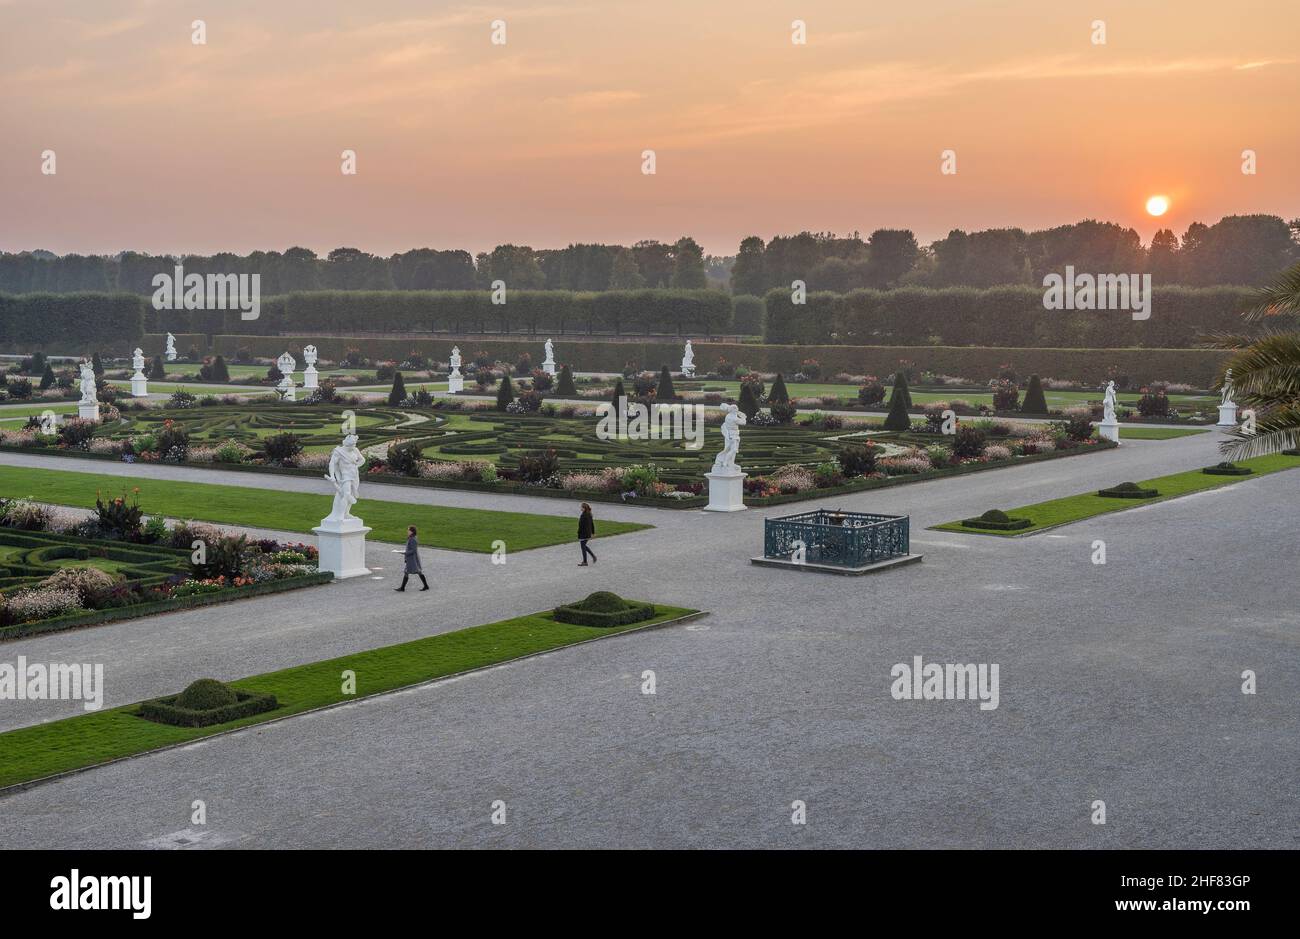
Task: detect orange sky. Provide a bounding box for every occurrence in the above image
[2,0,1297,256]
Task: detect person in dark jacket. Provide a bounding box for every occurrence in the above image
[395,525,429,591]
[578,503,597,566]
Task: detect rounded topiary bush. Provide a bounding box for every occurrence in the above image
[580,591,627,612]
[980,509,1009,523]
[175,678,238,711]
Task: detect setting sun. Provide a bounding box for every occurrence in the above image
[1146,195,1171,216]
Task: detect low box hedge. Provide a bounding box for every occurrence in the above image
[139,687,278,728]
[1202,462,1253,476]
[553,592,657,627]
[1098,482,1159,498]
[961,510,1032,530]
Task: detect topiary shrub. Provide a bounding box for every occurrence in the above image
[768,374,790,404]
[553,591,656,627]
[737,381,760,421]
[139,678,278,728]
[882,391,911,431]
[149,355,166,380]
[388,371,407,406]
[495,373,516,410]
[556,364,577,396]
[1202,461,1252,475]
[656,365,676,400]
[1020,374,1048,414]
[961,509,1032,530]
[1098,481,1159,498]
[887,372,912,409]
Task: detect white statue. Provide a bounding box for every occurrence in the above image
[542,338,556,376]
[713,403,747,472]
[130,347,149,397]
[1101,381,1117,424]
[681,340,695,377]
[1220,368,1235,407]
[132,348,145,373]
[78,361,98,405]
[276,351,297,400]
[302,345,319,389]
[165,333,177,361]
[324,434,365,523]
[303,345,318,367]
[447,344,464,392]
[449,346,462,371]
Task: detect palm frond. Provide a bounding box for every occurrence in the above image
[1242,262,1300,323]
[1218,403,1300,460]
[1219,332,1300,399]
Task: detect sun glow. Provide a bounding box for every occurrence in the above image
[1146,195,1170,217]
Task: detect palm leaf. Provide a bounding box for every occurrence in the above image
[1242,262,1300,323]
[1219,402,1300,459]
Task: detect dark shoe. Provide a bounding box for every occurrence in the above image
[578,562,588,566]
[419,586,429,591]
[394,587,405,592]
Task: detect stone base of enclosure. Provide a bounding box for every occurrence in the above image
[749,553,924,576]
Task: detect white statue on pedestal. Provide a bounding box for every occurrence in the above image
[165,333,177,361]
[1098,380,1120,443]
[276,351,297,401]
[78,361,98,405]
[713,403,746,473]
[448,345,464,393]
[542,337,557,376]
[324,434,365,525]
[681,340,695,377]
[130,347,149,397]
[1217,368,1239,427]
[303,345,319,390]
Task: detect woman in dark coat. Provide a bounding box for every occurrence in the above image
[578,503,597,566]
[396,525,429,591]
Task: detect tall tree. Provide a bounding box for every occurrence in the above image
[670,237,707,289]
[730,236,767,295]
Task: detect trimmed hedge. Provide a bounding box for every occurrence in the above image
[0,292,147,352]
[553,592,657,627]
[961,509,1032,530]
[764,284,1258,348]
[211,335,1230,386]
[1098,482,1159,498]
[139,684,278,728]
[1202,462,1253,475]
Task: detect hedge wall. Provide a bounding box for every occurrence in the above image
[0,292,147,352]
[764,285,1258,348]
[213,335,1230,386]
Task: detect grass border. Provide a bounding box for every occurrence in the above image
[931,453,1300,537]
[0,604,703,793]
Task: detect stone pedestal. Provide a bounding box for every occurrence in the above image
[1217,403,1238,427]
[166,351,177,362]
[78,402,101,421]
[447,372,464,393]
[303,365,318,390]
[704,470,747,512]
[313,519,371,579]
[542,359,557,376]
[278,379,296,402]
[130,375,149,397]
[1097,419,1120,443]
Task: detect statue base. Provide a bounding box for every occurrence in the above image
[542,360,557,376]
[313,519,371,580]
[77,402,101,421]
[165,352,177,362]
[448,373,463,393]
[1217,403,1238,427]
[682,367,695,378]
[278,384,296,402]
[130,376,149,397]
[704,470,747,512]
[303,366,318,390]
[1097,419,1120,443]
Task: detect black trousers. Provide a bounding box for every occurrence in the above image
[398,573,428,589]
[580,539,596,563]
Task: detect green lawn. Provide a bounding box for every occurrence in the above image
[932,453,1300,536]
[0,602,698,790]
[1113,426,1210,440]
[0,464,649,551]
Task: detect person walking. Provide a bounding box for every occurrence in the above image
[395,525,429,591]
[578,503,597,566]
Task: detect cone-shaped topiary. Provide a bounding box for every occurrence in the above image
[39,363,55,390]
[211,354,231,383]
[768,373,790,404]
[556,364,576,396]
[91,352,104,377]
[28,351,47,375]
[609,378,626,416]
[656,365,676,400]
[496,373,515,410]
[149,355,166,380]
[888,372,912,409]
[388,371,407,405]
[738,381,760,420]
[1020,374,1048,414]
[175,678,238,711]
[883,389,912,431]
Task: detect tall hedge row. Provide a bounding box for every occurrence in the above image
[212,334,1229,387]
[0,292,147,351]
[764,285,1258,348]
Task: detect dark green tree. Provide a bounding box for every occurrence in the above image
[1020,374,1048,414]
[768,373,790,404]
[609,378,626,418]
[738,381,760,421]
[39,363,55,390]
[496,373,515,410]
[883,390,912,431]
[556,364,577,396]
[91,352,104,377]
[656,365,676,400]
[887,372,912,409]
[211,354,231,383]
[149,355,166,380]
[28,351,47,375]
[388,371,407,405]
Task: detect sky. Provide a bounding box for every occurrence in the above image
[1,0,1297,257]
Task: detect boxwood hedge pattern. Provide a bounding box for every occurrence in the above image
[0,529,190,593]
[138,687,279,728]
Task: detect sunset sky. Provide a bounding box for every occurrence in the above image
[2,0,1297,257]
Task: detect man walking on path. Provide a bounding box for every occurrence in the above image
[396,525,429,591]
[578,503,597,566]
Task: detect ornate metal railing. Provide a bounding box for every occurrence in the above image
[763,509,909,568]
